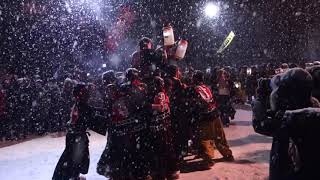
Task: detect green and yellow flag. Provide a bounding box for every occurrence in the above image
[217,31,235,53]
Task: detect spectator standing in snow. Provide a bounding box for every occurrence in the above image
[58,78,75,136]
[252,68,320,180]
[245,66,258,103]
[29,78,47,135]
[44,79,62,137]
[216,69,236,127]
[131,37,153,69]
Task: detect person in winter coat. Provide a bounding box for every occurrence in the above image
[146,76,176,179]
[30,78,47,135]
[44,80,62,137]
[131,37,153,69]
[96,70,120,177]
[164,65,189,178]
[52,84,107,180]
[100,70,117,110]
[58,78,75,136]
[190,71,234,166]
[216,69,236,127]
[252,68,320,180]
[97,68,150,180]
[245,66,258,103]
[15,77,33,139]
[131,37,164,81]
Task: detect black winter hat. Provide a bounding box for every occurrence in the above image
[279,68,312,92]
[102,70,116,84]
[270,68,313,110]
[125,68,140,81]
[193,70,205,85]
[139,37,152,50]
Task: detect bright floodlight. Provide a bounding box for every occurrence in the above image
[102,63,107,68]
[205,3,220,18]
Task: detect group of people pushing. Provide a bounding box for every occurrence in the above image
[52,37,234,180]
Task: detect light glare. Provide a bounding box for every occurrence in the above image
[205,3,220,18]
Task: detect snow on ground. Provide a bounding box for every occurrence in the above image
[0,109,272,180]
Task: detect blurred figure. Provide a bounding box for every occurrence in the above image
[289,63,298,69]
[97,68,150,179]
[307,65,320,102]
[100,70,117,110]
[245,66,258,103]
[44,79,62,137]
[87,82,104,107]
[14,77,33,139]
[131,37,163,81]
[97,70,120,177]
[164,65,188,178]
[216,69,236,127]
[58,78,75,136]
[2,73,19,140]
[181,66,194,86]
[280,63,289,72]
[30,78,46,135]
[146,76,175,180]
[53,84,107,180]
[252,68,320,180]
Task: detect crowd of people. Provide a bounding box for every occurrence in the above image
[2,60,318,141]
[51,37,236,180]
[1,37,320,180]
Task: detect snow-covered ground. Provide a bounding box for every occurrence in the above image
[0,109,272,180]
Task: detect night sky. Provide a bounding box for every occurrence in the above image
[1,0,319,77]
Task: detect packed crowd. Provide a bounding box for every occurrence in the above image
[52,38,320,180]
[0,74,77,140]
[1,37,320,180]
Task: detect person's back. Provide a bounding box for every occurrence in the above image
[99,68,150,179]
[284,108,320,179]
[252,68,319,180]
[190,70,234,165]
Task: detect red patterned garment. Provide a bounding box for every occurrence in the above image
[194,84,217,111]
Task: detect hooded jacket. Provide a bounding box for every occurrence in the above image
[252,68,320,180]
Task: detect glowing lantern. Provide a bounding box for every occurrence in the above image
[163,23,175,46]
[175,40,188,60]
